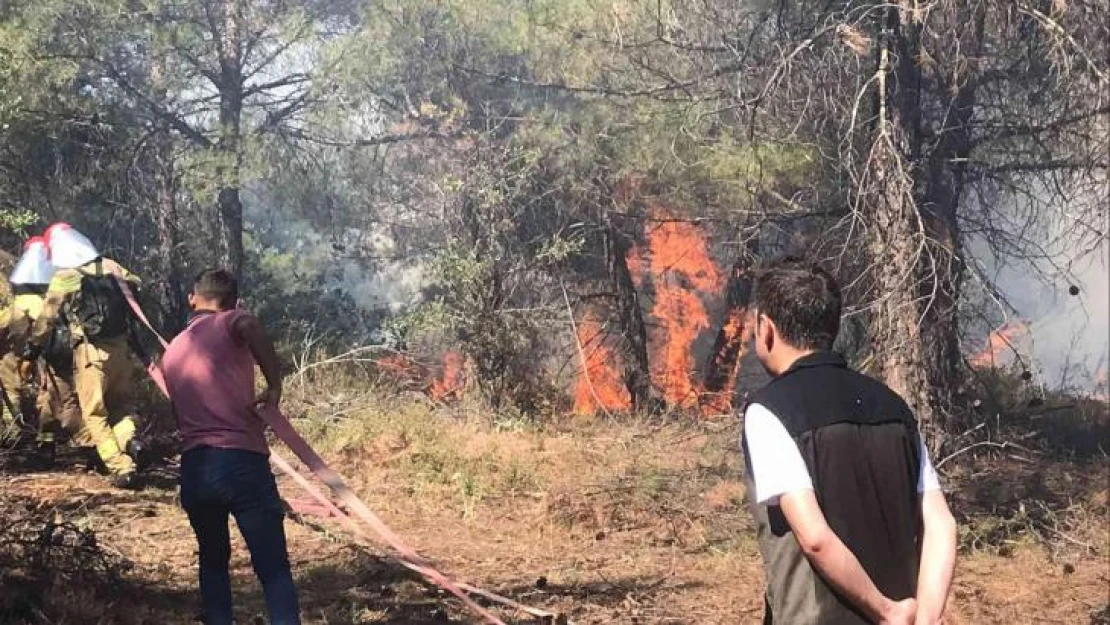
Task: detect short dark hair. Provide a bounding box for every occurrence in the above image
[193,269,238,310]
[752,257,842,350]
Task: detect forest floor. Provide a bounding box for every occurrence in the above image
[1,400,1107,625]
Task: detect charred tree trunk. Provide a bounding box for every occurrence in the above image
[703,242,757,413]
[605,220,655,411]
[215,0,245,279]
[914,4,986,434]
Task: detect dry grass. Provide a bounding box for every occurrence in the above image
[1,372,1107,624]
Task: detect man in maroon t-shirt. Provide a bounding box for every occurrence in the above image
[161,269,300,625]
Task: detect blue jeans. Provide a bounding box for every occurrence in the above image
[180,446,301,625]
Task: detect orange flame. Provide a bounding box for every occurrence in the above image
[643,217,723,293]
[573,310,632,413]
[702,306,751,414]
[430,351,465,400]
[570,201,743,414]
[642,213,724,409]
[373,353,426,388]
[970,321,1031,368]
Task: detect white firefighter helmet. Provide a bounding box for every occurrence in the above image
[10,235,55,286]
[45,222,100,269]
[10,236,56,285]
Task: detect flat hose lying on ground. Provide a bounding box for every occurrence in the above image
[109,273,559,625]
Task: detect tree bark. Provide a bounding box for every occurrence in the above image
[152,136,187,333]
[606,220,655,412]
[865,1,988,450]
[149,54,188,334]
[216,0,245,278]
[914,2,986,437]
[866,4,945,448]
[702,242,757,413]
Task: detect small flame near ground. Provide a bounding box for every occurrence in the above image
[1093,367,1108,402]
[375,353,420,377]
[970,321,1031,368]
[430,351,465,401]
[702,306,751,414]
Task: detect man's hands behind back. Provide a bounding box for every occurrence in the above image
[880,598,918,625]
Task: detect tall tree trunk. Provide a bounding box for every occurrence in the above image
[866,1,986,450]
[866,4,944,448]
[216,0,245,278]
[606,220,655,411]
[153,139,187,334]
[150,55,187,334]
[915,2,986,435]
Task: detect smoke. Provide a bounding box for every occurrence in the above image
[1014,244,1107,390]
[245,200,426,315]
[971,223,1108,392]
[338,254,425,313]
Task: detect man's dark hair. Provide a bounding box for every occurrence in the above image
[752,257,842,350]
[193,269,238,310]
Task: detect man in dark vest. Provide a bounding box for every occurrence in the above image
[741,258,957,625]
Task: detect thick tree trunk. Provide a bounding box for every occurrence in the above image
[915,3,986,435]
[217,185,244,278]
[915,133,969,446]
[866,1,987,450]
[866,4,949,449]
[216,0,245,278]
[606,221,655,412]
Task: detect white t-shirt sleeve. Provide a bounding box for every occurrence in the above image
[743,403,813,505]
[917,433,942,493]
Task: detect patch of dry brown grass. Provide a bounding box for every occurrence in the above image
[2,370,1107,624]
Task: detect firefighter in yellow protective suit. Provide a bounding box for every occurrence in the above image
[0,236,79,451]
[0,297,27,443]
[28,224,144,489]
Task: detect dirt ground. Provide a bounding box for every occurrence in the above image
[1,413,1107,625]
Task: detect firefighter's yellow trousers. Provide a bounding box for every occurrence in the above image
[0,351,22,441]
[73,337,139,475]
[0,352,70,445]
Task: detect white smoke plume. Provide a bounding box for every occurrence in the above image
[970,209,1108,394]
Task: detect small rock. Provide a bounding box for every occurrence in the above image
[535,576,548,590]
[1069,285,1080,296]
[1063,563,1076,575]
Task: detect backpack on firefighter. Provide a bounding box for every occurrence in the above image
[71,258,132,342]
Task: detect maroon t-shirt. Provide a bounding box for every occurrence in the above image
[163,309,269,455]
